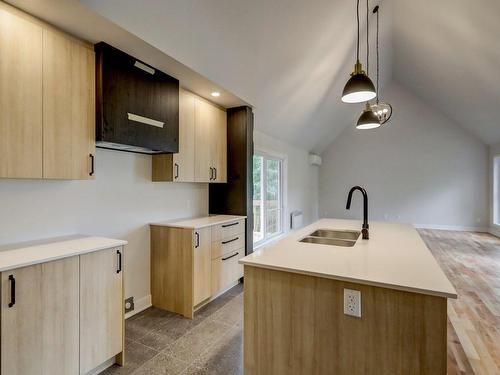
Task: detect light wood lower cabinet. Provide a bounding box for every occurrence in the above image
[80,247,124,374]
[0,246,125,375]
[1,257,79,375]
[151,220,245,318]
[193,227,212,306]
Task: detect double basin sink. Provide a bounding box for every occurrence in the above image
[299,229,360,247]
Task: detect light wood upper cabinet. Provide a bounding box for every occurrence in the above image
[173,89,196,181]
[194,98,214,182]
[80,247,124,374]
[0,7,43,178]
[193,227,212,305]
[1,257,79,375]
[0,3,95,180]
[153,89,196,182]
[42,29,95,179]
[194,98,227,183]
[212,107,227,183]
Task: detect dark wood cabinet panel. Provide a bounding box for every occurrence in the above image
[209,106,254,254]
[95,42,179,154]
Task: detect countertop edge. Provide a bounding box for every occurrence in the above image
[240,261,458,299]
[150,215,247,229]
[0,237,127,272]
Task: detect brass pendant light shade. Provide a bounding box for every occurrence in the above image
[342,62,377,103]
[356,102,381,130]
[341,0,376,104]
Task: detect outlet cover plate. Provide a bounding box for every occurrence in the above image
[344,289,361,317]
[125,296,135,313]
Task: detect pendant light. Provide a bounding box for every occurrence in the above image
[356,0,380,130]
[342,0,377,103]
[370,5,393,125]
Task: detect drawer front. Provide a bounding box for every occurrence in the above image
[211,234,245,260]
[211,219,245,242]
[211,249,244,295]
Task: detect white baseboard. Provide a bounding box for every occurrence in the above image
[125,294,152,320]
[489,226,500,238]
[414,224,489,232]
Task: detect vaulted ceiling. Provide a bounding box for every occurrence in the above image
[25,0,500,151]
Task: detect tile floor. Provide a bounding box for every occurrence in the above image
[103,283,244,375]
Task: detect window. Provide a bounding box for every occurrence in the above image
[494,156,500,226]
[253,153,283,245]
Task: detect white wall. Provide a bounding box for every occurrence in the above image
[0,149,208,310]
[319,82,489,230]
[490,143,500,237]
[254,130,319,234]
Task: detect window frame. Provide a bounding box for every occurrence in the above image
[253,149,286,247]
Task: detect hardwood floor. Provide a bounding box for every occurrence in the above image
[419,229,500,375]
[106,230,499,374]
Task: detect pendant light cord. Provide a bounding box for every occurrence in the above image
[356,0,360,62]
[374,5,379,103]
[366,0,369,75]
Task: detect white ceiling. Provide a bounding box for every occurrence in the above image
[78,0,393,153]
[393,0,500,145]
[8,0,499,151]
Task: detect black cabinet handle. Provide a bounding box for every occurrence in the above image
[214,167,217,181]
[222,237,239,245]
[222,222,239,228]
[174,163,179,179]
[195,232,200,248]
[222,252,239,261]
[8,275,15,308]
[209,167,214,181]
[117,250,122,274]
[89,154,95,176]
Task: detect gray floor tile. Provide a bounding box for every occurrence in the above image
[133,352,189,375]
[193,325,243,375]
[166,320,232,362]
[102,338,159,375]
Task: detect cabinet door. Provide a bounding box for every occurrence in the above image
[80,247,124,374]
[194,98,214,182]
[193,227,211,305]
[0,7,43,178]
[1,257,79,375]
[212,107,227,182]
[42,29,95,179]
[173,89,195,181]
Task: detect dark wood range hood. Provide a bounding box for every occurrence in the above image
[95,42,179,154]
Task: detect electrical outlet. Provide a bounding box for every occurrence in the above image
[125,296,135,313]
[344,289,361,317]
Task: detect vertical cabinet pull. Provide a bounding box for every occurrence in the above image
[8,275,15,308]
[195,232,200,248]
[89,154,95,176]
[209,167,213,181]
[117,250,122,273]
[174,163,179,179]
[214,167,217,181]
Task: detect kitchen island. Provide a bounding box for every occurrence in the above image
[240,219,457,375]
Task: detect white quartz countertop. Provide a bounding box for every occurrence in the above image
[150,215,246,229]
[240,219,457,298]
[0,235,127,272]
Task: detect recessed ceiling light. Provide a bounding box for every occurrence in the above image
[211,92,220,97]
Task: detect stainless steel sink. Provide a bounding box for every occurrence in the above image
[299,237,356,247]
[308,229,360,241]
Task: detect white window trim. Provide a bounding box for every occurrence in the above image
[253,147,288,247]
[494,155,500,226]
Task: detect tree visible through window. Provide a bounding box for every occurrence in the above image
[253,153,283,244]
